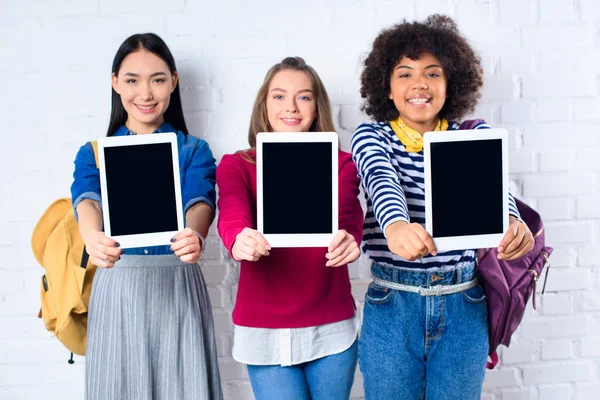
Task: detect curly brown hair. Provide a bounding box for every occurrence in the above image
[360,14,483,122]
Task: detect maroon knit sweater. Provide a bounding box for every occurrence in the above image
[216,150,364,328]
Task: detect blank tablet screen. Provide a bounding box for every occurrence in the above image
[430,139,503,237]
[103,143,178,236]
[262,142,332,234]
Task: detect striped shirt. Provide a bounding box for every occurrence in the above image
[351,120,520,269]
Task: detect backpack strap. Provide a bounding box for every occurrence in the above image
[459,119,486,130]
[90,140,99,168]
[487,351,499,369]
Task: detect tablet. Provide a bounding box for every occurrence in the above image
[423,128,509,252]
[98,133,184,248]
[256,132,338,247]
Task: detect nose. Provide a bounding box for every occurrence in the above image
[285,98,298,113]
[414,77,428,90]
[140,82,153,100]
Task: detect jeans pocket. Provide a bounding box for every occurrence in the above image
[365,282,394,305]
[460,284,487,304]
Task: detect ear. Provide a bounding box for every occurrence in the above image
[171,72,179,93]
[389,92,394,100]
[111,73,120,94]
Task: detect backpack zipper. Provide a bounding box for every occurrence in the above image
[540,252,550,295]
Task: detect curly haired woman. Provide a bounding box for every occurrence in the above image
[351,15,534,400]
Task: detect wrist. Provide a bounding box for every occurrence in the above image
[193,231,207,251]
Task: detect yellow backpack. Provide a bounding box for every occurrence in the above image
[31,141,99,359]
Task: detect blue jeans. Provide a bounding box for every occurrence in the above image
[246,340,358,400]
[359,262,489,400]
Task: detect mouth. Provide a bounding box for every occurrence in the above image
[280,118,302,125]
[406,96,432,107]
[135,103,158,114]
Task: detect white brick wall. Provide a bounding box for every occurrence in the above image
[1,0,598,399]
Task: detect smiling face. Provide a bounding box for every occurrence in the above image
[111,49,178,134]
[266,69,317,133]
[388,52,447,133]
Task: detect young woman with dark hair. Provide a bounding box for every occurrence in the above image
[71,32,222,400]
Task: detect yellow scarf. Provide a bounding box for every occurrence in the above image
[389,117,449,152]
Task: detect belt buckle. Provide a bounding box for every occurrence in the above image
[419,285,442,296]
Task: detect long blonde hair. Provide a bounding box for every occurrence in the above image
[247,57,336,148]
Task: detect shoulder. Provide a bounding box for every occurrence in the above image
[74,141,95,163]
[450,119,490,130]
[353,121,391,136]
[338,150,354,165]
[352,121,393,142]
[219,151,254,170]
[351,121,394,153]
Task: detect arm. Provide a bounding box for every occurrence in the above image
[471,121,532,259]
[216,154,269,262]
[171,139,217,263]
[71,143,120,268]
[351,124,410,232]
[351,124,436,260]
[326,155,363,267]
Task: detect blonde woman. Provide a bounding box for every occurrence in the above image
[217,57,363,400]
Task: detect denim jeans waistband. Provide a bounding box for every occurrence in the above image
[371,261,477,287]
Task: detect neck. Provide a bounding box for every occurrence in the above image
[125,118,164,135]
[401,117,440,134]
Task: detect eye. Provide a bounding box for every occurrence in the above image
[398,73,410,78]
[126,78,137,84]
[273,94,283,100]
[298,95,312,101]
[427,72,441,78]
[153,78,166,83]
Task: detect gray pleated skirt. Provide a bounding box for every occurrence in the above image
[85,255,222,400]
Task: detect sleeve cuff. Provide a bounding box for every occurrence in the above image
[72,192,102,221]
[381,216,410,238]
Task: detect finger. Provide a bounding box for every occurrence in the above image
[326,236,352,260]
[328,230,347,252]
[326,241,355,265]
[497,222,518,253]
[92,244,121,260]
[179,251,200,263]
[504,232,534,260]
[503,240,533,261]
[239,243,262,261]
[170,227,193,243]
[171,235,197,252]
[99,235,120,249]
[246,237,270,256]
[407,234,429,258]
[174,243,200,257]
[400,239,421,261]
[90,256,115,269]
[245,228,271,251]
[502,227,525,256]
[414,227,437,256]
[328,244,359,267]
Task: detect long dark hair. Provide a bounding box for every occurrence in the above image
[107,33,188,136]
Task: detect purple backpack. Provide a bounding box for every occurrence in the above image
[459,120,553,369]
[477,198,552,368]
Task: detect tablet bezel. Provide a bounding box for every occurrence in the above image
[98,132,184,248]
[256,132,338,247]
[423,128,509,252]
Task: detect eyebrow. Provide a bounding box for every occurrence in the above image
[395,64,443,70]
[270,88,314,93]
[122,72,168,77]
